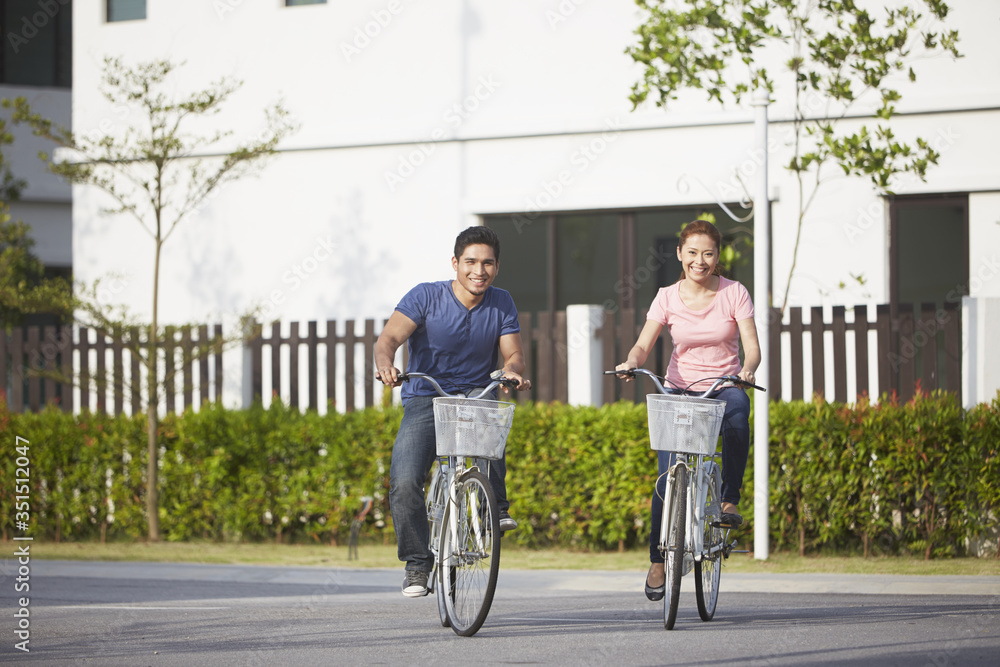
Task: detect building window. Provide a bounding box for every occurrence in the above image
[889,193,968,393]
[0,0,72,87]
[486,206,755,403]
[485,205,754,318]
[107,0,145,22]
[285,0,326,6]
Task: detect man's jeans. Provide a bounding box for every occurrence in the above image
[389,395,509,573]
[648,386,750,563]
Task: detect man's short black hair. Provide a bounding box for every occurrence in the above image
[454,226,501,262]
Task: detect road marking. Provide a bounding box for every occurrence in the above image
[503,616,660,624]
[52,605,231,611]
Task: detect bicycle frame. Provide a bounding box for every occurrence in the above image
[409,371,510,562]
[605,368,763,560]
[402,370,516,635]
[436,455,490,564]
[660,452,721,565]
[606,367,763,628]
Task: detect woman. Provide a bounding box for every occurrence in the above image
[615,219,761,601]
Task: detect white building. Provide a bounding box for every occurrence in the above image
[1,0,73,290]
[63,0,1000,409]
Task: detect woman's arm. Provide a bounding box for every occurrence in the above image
[616,320,664,374]
[737,317,761,384]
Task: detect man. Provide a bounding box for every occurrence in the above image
[374,225,531,598]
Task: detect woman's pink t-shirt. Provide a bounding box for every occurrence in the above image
[646,276,754,388]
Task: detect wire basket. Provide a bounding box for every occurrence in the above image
[646,394,726,455]
[432,397,516,460]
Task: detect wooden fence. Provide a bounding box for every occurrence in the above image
[767,302,961,403]
[0,325,224,415]
[597,302,961,404]
[1,302,962,414]
[245,313,569,411]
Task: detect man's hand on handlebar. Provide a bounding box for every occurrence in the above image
[498,370,532,394]
[376,365,403,387]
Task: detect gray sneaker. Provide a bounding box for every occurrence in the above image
[402,570,429,598]
[499,512,518,532]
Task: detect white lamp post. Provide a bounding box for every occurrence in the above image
[751,88,771,560]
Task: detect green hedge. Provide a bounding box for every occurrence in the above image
[1,391,997,557]
[756,392,997,558]
[0,403,398,545]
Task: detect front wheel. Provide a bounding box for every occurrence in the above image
[426,463,450,627]
[695,464,723,621]
[439,468,501,636]
[663,464,687,631]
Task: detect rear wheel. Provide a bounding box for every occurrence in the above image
[695,464,723,621]
[663,464,687,630]
[439,468,500,636]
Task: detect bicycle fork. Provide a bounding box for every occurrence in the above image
[442,459,492,567]
[660,457,712,569]
[659,461,690,567]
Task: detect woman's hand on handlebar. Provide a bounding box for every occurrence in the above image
[614,360,638,382]
[376,365,403,387]
[737,368,757,386]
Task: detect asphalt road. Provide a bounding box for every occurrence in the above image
[2,560,998,666]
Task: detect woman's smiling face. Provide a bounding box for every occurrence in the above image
[677,233,719,282]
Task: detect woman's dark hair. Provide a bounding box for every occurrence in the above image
[677,219,724,278]
[454,226,501,262]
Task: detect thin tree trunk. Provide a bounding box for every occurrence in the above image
[146,237,162,542]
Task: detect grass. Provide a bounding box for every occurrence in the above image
[29,540,1000,576]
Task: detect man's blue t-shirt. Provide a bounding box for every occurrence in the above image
[395,281,520,402]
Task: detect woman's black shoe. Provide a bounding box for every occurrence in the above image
[718,512,743,529]
[645,568,665,601]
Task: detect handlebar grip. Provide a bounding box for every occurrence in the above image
[604,369,634,376]
[726,375,765,392]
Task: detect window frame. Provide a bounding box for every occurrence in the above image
[106,0,146,22]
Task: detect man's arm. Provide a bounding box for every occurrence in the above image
[374,311,418,387]
[497,332,532,393]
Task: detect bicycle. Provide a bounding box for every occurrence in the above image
[605,368,764,630]
[399,370,519,637]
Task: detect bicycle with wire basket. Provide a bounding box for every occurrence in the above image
[400,370,518,637]
[605,368,765,630]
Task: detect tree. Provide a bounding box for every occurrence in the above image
[7,57,298,541]
[0,113,72,326]
[626,0,961,313]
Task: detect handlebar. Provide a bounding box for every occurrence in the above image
[399,370,520,399]
[603,368,765,397]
